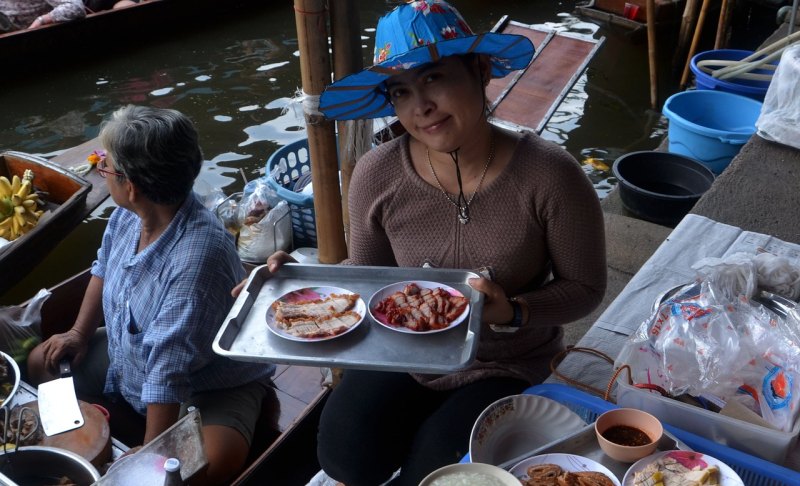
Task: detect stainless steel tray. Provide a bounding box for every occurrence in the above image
[501,423,690,481]
[213,263,484,373]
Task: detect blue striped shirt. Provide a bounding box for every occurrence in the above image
[92,193,274,414]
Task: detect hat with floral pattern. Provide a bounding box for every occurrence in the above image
[319,0,535,120]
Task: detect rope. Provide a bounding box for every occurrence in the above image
[549,346,635,402]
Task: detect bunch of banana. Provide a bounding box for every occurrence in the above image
[0,170,44,241]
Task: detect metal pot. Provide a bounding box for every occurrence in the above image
[0,351,20,409]
[0,446,101,485]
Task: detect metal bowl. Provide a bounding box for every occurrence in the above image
[653,282,797,318]
[0,351,20,409]
[0,445,101,485]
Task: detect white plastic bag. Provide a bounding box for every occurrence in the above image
[237,200,291,263]
[0,289,49,366]
[756,43,800,150]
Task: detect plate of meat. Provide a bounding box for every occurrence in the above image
[267,286,366,342]
[510,453,621,486]
[368,281,470,334]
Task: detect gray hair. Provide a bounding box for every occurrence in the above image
[99,105,203,205]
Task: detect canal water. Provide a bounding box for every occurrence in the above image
[1,0,677,303]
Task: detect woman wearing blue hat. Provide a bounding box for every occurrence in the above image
[302,1,606,484]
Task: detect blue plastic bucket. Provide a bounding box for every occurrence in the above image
[662,90,762,174]
[690,49,774,101]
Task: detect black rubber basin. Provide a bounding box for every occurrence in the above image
[612,151,715,227]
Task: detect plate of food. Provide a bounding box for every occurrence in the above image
[510,453,621,486]
[368,280,470,334]
[623,450,744,486]
[266,286,366,342]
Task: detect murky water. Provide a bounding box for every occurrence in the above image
[0,0,674,303]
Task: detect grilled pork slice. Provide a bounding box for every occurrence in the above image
[282,311,361,338]
[274,293,359,322]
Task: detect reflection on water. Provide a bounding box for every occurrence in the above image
[0,0,669,302]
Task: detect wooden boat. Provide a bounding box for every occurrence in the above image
[0,0,272,80]
[0,151,93,296]
[22,267,329,484]
[574,0,683,42]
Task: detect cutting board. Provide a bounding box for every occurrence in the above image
[21,399,112,468]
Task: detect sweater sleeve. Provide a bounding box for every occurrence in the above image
[518,139,607,327]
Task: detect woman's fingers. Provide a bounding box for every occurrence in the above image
[266,251,297,273]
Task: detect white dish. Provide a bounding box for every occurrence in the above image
[469,394,586,467]
[266,286,366,342]
[623,450,744,486]
[419,462,520,486]
[510,453,621,486]
[368,280,469,334]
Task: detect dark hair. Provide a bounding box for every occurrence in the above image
[99,105,203,205]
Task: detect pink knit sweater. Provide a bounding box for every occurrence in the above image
[347,132,607,389]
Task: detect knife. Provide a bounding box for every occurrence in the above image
[37,359,84,436]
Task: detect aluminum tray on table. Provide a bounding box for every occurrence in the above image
[503,424,689,484]
[213,263,484,373]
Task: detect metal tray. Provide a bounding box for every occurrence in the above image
[213,263,484,373]
[501,423,689,481]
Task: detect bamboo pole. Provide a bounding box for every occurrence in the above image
[329,0,363,247]
[674,0,699,70]
[714,0,733,49]
[293,0,348,263]
[680,0,712,88]
[646,0,657,109]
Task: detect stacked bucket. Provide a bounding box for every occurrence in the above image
[663,49,772,175]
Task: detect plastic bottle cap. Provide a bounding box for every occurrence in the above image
[164,458,181,472]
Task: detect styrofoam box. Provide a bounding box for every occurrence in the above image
[617,380,800,464]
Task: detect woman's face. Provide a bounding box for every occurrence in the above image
[385,55,488,153]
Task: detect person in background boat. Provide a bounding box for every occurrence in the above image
[0,0,84,32]
[259,1,606,485]
[27,105,276,486]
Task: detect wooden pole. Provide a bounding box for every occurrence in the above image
[646,0,657,109]
[293,0,348,263]
[329,0,363,246]
[714,0,733,49]
[680,0,712,88]
[674,0,699,71]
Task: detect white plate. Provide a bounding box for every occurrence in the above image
[469,394,586,467]
[419,462,520,486]
[368,280,470,334]
[510,453,621,486]
[623,450,744,486]
[266,286,366,342]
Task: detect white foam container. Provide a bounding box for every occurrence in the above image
[617,380,800,464]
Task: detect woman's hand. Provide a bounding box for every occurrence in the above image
[231,251,298,298]
[468,277,514,325]
[39,328,89,375]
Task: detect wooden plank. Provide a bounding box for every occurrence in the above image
[273,365,325,405]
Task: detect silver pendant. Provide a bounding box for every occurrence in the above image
[458,206,470,224]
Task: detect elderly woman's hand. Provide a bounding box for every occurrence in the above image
[468,277,515,325]
[40,329,89,375]
[231,251,299,298]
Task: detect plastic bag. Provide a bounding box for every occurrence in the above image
[616,269,800,432]
[236,177,291,263]
[194,178,227,213]
[756,43,800,150]
[0,289,49,366]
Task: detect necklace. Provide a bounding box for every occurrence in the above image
[427,134,495,224]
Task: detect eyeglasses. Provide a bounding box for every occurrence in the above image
[97,158,125,179]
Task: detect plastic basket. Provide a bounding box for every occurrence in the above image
[265,139,317,248]
[525,384,800,486]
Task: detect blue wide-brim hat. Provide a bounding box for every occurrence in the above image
[319,0,535,120]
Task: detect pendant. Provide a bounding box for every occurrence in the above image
[458,205,470,225]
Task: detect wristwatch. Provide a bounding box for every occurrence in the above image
[489,298,523,333]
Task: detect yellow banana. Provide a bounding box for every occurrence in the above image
[0,227,6,239]
[11,194,21,206]
[22,199,35,208]
[0,177,11,198]
[0,217,10,229]
[10,214,19,235]
[16,181,31,199]
[10,175,20,194]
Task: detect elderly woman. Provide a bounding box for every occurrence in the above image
[269,1,606,484]
[28,105,275,486]
[0,0,84,32]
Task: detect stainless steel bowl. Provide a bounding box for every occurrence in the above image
[0,445,101,485]
[653,282,797,318]
[0,351,20,409]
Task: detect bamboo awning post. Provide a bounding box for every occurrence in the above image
[293,0,348,263]
[329,0,365,246]
[714,0,733,49]
[680,0,712,88]
[646,0,658,109]
[674,0,699,72]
